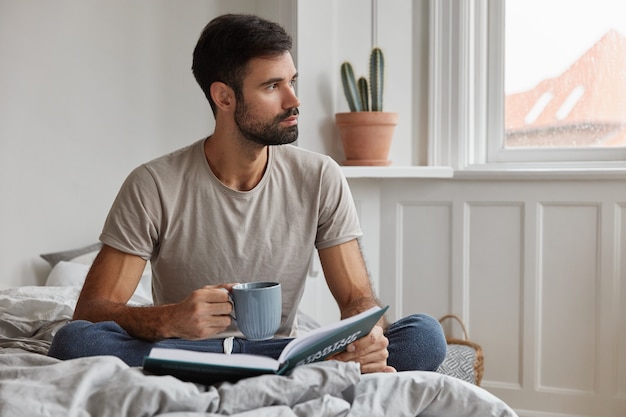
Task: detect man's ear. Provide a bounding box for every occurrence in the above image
[210,82,235,112]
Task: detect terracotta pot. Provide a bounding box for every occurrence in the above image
[335,112,398,166]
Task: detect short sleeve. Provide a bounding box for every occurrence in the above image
[315,158,363,249]
[99,165,161,260]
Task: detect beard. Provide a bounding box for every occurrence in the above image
[234,101,299,146]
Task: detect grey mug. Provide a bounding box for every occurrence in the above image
[230,281,281,341]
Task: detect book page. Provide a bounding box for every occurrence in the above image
[278,306,383,364]
[148,347,280,371]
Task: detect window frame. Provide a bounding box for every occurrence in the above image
[428,0,626,170]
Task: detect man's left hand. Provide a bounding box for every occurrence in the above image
[330,325,397,373]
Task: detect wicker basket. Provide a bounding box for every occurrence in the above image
[437,314,484,386]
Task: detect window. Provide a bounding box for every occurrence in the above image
[505,0,626,150]
[428,0,626,168]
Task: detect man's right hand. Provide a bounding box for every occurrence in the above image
[163,284,235,339]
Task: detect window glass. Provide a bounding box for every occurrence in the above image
[505,0,626,149]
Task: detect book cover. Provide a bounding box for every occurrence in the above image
[143,305,388,385]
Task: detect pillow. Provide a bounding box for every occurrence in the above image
[45,261,91,287]
[130,272,153,305]
[45,259,153,305]
[40,243,103,266]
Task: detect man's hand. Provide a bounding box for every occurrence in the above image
[330,325,396,373]
[163,284,235,340]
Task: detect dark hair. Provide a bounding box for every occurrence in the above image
[192,14,293,116]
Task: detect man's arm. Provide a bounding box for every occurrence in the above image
[318,238,395,373]
[73,244,233,341]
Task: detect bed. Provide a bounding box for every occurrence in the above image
[0,246,518,417]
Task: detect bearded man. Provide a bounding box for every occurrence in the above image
[48,13,446,376]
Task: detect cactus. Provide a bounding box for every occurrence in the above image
[357,77,369,111]
[340,62,363,112]
[340,47,385,112]
[369,47,384,111]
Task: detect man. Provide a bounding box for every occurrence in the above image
[48,14,446,374]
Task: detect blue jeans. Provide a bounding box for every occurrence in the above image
[48,313,446,372]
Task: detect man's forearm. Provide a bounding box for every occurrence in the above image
[73,298,175,341]
[319,239,390,330]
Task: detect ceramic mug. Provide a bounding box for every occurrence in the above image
[230,281,281,341]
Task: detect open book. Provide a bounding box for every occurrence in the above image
[143,305,388,385]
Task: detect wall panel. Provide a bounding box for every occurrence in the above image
[468,203,524,387]
[538,204,599,394]
[398,202,452,319]
[617,204,626,399]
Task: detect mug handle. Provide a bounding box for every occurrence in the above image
[228,293,237,323]
[220,287,237,323]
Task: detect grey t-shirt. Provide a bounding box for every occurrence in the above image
[100,139,362,337]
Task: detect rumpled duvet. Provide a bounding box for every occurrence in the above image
[0,285,518,417]
[0,350,516,417]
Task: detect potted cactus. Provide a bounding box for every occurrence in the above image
[336,47,398,166]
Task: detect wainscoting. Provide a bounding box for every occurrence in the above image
[302,175,626,417]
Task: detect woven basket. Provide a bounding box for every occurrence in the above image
[437,314,484,386]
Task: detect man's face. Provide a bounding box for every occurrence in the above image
[234,52,300,146]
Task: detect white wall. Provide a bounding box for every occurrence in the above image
[0,0,297,288]
[0,1,208,287]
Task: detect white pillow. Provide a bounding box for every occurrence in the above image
[130,272,153,305]
[45,261,90,287]
[45,260,153,305]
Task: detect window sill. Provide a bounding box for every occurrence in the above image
[455,163,626,180]
[341,166,454,179]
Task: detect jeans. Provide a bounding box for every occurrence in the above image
[48,313,446,372]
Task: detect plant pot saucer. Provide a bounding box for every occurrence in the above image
[343,159,392,166]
